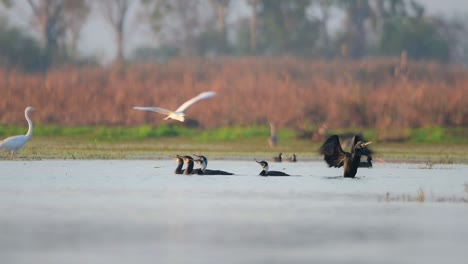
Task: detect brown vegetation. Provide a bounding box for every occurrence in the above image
[0,57,466,136]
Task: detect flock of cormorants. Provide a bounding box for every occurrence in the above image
[174,154,235,175]
[173,134,373,178]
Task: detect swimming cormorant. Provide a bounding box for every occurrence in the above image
[174,155,184,174]
[288,154,297,162]
[272,152,283,162]
[256,160,290,176]
[181,156,201,175]
[193,154,234,175]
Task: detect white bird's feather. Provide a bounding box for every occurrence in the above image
[0,106,35,158]
[174,91,216,112]
[133,91,216,122]
[132,107,174,116]
[0,135,29,151]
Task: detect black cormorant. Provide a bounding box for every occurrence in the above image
[181,156,202,175]
[319,135,372,178]
[193,154,234,175]
[256,160,290,176]
[174,155,184,174]
[288,154,297,162]
[272,152,283,162]
[349,134,373,167]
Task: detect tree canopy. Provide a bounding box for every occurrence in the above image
[0,0,467,70]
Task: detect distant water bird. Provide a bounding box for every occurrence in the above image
[0,106,35,158]
[193,154,234,175]
[133,91,216,122]
[319,135,372,178]
[289,154,297,162]
[272,152,283,162]
[256,160,290,176]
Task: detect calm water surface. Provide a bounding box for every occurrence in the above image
[1,160,467,264]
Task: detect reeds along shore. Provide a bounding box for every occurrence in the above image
[0,58,466,139]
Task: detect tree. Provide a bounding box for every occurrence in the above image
[380,17,450,62]
[246,0,259,52]
[1,0,90,67]
[370,0,450,62]
[254,0,320,56]
[97,0,133,65]
[26,0,66,63]
[61,0,90,60]
[0,20,45,71]
[210,0,230,45]
[310,0,336,57]
[336,0,372,57]
[141,0,214,57]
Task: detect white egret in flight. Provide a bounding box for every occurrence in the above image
[133,91,216,122]
[0,106,35,158]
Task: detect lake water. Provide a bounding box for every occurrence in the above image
[1,160,467,264]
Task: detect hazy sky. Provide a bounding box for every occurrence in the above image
[5,0,468,64]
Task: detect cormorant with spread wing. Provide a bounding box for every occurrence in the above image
[319,135,372,178]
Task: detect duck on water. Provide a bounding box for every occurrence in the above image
[256,160,290,176]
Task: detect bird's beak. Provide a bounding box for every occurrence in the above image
[361,141,372,147]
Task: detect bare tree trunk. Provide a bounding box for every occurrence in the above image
[116,29,124,64]
[248,0,258,52]
[211,0,229,45]
[317,0,331,56]
[26,0,64,66]
[99,0,130,66]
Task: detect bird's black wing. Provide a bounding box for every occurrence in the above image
[319,135,346,168]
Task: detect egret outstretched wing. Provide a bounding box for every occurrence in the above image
[133,106,175,116]
[175,91,216,112]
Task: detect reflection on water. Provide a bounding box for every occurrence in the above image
[0,160,467,264]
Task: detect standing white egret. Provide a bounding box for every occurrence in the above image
[133,91,216,122]
[0,106,35,158]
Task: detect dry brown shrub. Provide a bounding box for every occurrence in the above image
[0,57,466,134]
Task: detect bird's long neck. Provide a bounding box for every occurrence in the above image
[199,160,207,171]
[175,160,184,174]
[25,110,33,138]
[259,165,269,176]
[350,152,362,169]
[184,160,194,175]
